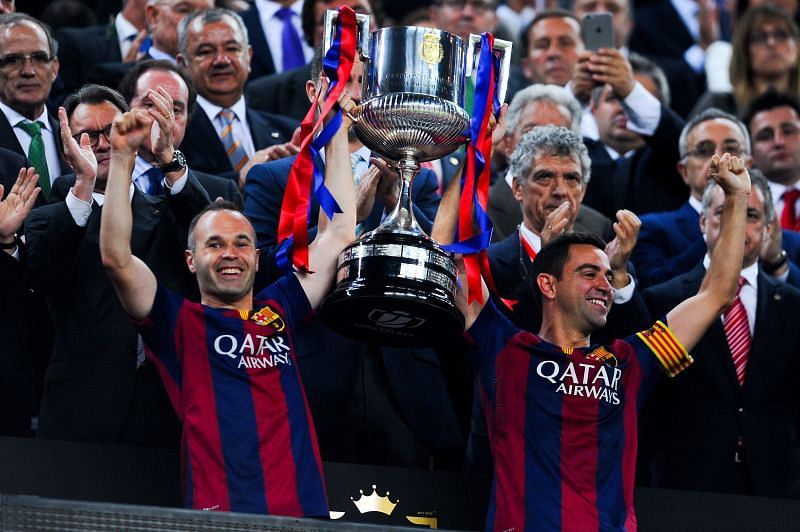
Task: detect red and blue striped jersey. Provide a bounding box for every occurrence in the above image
[137,274,327,517]
[466,301,692,532]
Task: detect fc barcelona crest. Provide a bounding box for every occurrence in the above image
[251,306,285,331]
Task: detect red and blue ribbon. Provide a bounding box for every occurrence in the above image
[444,33,501,304]
[276,6,357,273]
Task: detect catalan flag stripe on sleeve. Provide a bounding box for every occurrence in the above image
[636,320,693,377]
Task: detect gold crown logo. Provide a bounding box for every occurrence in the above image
[351,484,398,515]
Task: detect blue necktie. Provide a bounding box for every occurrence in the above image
[146,167,164,195]
[275,7,305,71]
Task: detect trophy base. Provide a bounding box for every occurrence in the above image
[319,232,464,347]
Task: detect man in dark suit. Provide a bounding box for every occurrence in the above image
[118,60,242,208]
[632,108,800,288]
[0,14,65,197]
[628,0,712,116]
[177,8,299,184]
[80,0,213,105]
[487,83,613,242]
[0,165,41,437]
[641,172,800,498]
[245,0,376,122]
[52,0,148,105]
[583,52,688,219]
[242,58,466,469]
[240,0,313,81]
[24,84,210,446]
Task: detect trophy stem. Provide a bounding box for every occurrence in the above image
[374,154,425,236]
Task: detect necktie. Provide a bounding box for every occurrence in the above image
[781,189,800,230]
[216,109,250,173]
[136,334,147,369]
[275,7,305,71]
[145,167,164,195]
[16,121,50,198]
[723,277,751,386]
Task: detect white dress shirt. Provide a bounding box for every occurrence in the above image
[255,0,313,72]
[702,256,758,334]
[0,100,61,182]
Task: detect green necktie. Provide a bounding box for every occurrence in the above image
[16,120,50,198]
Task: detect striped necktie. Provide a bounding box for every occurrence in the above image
[723,277,751,386]
[216,109,250,174]
[16,120,50,198]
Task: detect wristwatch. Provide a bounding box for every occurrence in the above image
[158,149,187,173]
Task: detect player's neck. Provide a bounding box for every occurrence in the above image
[200,292,254,311]
[538,317,592,350]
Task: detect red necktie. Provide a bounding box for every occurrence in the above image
[780,189,800,230]
[723,277,751,386]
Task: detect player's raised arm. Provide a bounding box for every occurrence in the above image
[299,86,358,309]
[666,153,751,351]
[99,110,158,321]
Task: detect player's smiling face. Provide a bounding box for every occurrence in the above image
[187,209,259,308]
[555,244,614,333]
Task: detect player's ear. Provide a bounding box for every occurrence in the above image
[186,250,196,273]
[536,273,557,300]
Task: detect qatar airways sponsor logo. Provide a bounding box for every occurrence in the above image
[536,360,622,405]
[212,333,292,369]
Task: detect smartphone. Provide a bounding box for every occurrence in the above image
[582,12,615,51]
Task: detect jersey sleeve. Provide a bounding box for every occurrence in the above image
[629,319,694,379]
[254,273,312,328]
[134,284,185,401]
[464,299,520,373]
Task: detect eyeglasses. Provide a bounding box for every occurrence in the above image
[0,52,53,69]
[436,0,494,13]
[72,125,112,148]
[686,140,744,159]
[751,29,793,45]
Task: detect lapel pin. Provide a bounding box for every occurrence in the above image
[448,156,459,166]
[774,293,782,301]
[270,131,280,138]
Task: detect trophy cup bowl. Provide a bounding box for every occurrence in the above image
[319,18,510,347]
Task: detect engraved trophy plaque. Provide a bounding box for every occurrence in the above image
[319,11,511,346]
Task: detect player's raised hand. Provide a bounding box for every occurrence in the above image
[709,153,751,196]
[110,109,154,155]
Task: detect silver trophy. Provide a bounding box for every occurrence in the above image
[319,11,511,346]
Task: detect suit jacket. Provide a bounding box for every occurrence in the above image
[629,0,706,117]
[243,154,441,247]
[53,21,123,107]
[181,105,298,182]
[0,146,29,199]
[487,177,615,243]
[583,104,688,219]
[246,64,312,122]
[241,5,277,81]
[0,110,65,182]
[24,174,210,446]
[633,201,800,288]
[641,265,800,497]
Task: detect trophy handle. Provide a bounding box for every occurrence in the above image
[323,9,371,60]
[466,35,513,104]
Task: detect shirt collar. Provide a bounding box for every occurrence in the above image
[1,100,51,130]
[115,12,138,41]
[257,0,304,18]
[134,154,154,177]
[769,180,789,207]
[197,94,247,123]
[701,254,759,288]
[147,46,176,63]
[92,183,135,206]
[688,194,703,214]
[518,223,542,253]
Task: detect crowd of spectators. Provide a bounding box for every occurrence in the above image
[2,0,800,524]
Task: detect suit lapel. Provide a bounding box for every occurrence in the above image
[242,7,276,78]
[189,107,232,172]
[130,190,163,256]
[0,112,24,156]
[745,273,775,394]
[676,202,701,244]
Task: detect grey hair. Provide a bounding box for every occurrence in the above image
[510,125,592,186]
[678,108,751,159]
[178,8,250,57]
[702,167,773,223]
[506,84,582,134]
[0,13,58,56]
